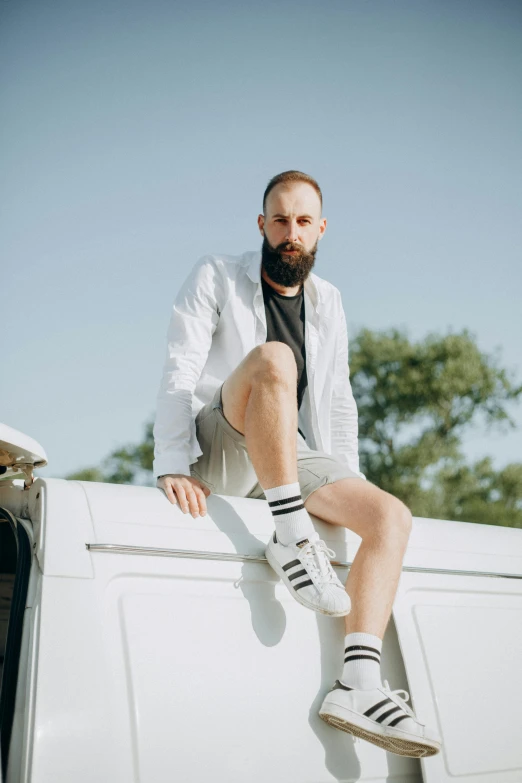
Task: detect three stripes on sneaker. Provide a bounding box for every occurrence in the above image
[271,531,314,591]
[332,680,411,728]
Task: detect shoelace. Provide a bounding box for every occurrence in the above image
[382,680,418,721]
[299,539,338,586]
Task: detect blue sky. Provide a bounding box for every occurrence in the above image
[2,0,521,479]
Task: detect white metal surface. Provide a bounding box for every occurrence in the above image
[1,476,521,782]
[394,571,522,783]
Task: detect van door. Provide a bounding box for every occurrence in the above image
[0,508,35,783]
[393,520,522,783]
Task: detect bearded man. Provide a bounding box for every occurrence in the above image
[153,170,440,758]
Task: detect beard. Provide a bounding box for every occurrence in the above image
[261,234,318,288]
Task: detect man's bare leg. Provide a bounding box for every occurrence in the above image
[305,478,412,637]
[221,341,299,488]
[310,477,442,757]
[222,341,351,616]
[222,341,410,632]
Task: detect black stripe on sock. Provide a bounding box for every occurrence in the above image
[288,569,308,581]
[388,714,410,728]
[364,698,392,718]
[282,559,301,572]
[344,654,381,664]
[268,495,302,507]
[272,503,306,516]
[375,706,402,724]
[293,579,314,590]
[345,645,381,656]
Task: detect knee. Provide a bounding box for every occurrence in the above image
[369,495,412,547]
[395,499,413,540]
[249,342,297,385]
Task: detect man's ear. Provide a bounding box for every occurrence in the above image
[257,213,265,236]
[318,217,327,240]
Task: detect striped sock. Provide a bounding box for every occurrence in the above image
[264,482,315,546]
[341,632,383,690]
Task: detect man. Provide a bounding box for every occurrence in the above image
[153,171,440,758]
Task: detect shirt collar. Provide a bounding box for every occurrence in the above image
[246,251,262,283]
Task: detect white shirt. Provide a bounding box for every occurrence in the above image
[153,251,366,481]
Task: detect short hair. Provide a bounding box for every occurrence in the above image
[262,170,323,213]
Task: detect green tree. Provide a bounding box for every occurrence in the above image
[67,327,522,526]
[432,458,522,527]
[350,327,522,525]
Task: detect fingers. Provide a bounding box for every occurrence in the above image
[158,475,210,516]
[193,485,208,516]
[157,477,178,506]
[173,483,190,514]
[164,482,178,506]
[184,485,200,517]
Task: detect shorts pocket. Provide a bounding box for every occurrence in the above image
[214,407,246,445]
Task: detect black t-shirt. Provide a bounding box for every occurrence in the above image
[261,276,308,410]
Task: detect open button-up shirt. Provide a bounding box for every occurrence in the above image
[153,251,366,481]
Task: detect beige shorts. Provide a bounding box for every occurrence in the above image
[189,385,361,502]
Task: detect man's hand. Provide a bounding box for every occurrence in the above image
[156,474,211,516]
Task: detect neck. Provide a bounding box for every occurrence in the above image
[261,267,302,297]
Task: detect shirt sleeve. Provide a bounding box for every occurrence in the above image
[153,256,224,478]
[330,293,366,480]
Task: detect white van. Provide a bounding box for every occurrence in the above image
[1,423,521,783]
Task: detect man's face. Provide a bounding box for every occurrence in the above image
[257,182,327,287]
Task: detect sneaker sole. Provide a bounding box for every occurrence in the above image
[319,701,441,758]
[265,546,351,617]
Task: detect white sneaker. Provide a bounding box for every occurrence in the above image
[319,679,441,757]
[265,531,351,617]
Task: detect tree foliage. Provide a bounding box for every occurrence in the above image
[350,327,522,525]
[67,328,522,526]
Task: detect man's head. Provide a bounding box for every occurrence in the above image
[258,170,327,288]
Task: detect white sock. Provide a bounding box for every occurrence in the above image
[264,482,316,546]
[341,632,383,690]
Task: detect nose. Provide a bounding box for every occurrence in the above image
[285,220,299,242]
